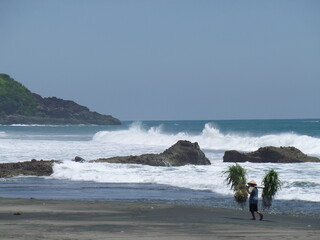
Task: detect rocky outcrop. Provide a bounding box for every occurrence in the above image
[0,160,58,178]
[73,156,85,163]
[0,141,210,178]
[223,146,320,163]
[92,140,211,166]
[0,74,121,125]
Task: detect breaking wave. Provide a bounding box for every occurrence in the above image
[92,122,320,156]
[52,161,320,203]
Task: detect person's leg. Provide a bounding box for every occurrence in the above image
[250,211,256,220]
[256,210,263,220]
[249,204,256,220]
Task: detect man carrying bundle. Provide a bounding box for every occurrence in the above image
[247,180,264,220]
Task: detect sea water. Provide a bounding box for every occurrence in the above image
[0,120,319,216]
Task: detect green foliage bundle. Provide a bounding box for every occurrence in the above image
[262,169,281,208]
[0,74,37,116]
[224,164,248,203]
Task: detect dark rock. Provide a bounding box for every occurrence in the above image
[223,146,320,163]
[0,142,210,178]
[0,160,59,178]
[92,140,211,166]
[73,156,85,163]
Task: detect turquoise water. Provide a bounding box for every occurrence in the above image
[141,119,320,137]
[2,119,320,140]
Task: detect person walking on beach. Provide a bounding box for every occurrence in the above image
[247,180,263,220]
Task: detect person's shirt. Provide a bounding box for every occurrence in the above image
[249,187,258,204]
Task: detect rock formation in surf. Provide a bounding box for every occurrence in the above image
[223,146,320,163]
[92,140,211,166]
[0,160,58,178]
[0,73,120,125]
[0,141,210,178]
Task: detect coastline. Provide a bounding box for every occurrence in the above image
[0,197,319,240]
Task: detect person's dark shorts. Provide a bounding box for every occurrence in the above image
[249,203,258,212]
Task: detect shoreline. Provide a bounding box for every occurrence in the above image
[0,197,319,240]
[2,176,320,218]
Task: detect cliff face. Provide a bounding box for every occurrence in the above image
[0,74,120,125]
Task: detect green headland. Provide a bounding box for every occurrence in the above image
[0,74,120,125]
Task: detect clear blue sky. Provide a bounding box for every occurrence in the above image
[1,0,319,121]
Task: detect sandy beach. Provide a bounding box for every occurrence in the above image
[0,198,319,240]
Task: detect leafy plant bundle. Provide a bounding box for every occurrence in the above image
[224,164,248,203]
[262,169,281,208]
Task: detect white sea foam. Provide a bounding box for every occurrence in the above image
[1,122,320,203]
[198,123,320,155]
[92,121,189,147]
[1,122,320,163]
[51,161,320,203]
[92,122,320,156]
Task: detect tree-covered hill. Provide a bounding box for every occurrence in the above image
[0,74,121,125]
[0,74,37,116]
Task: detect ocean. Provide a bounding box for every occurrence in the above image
[0,119,320,216]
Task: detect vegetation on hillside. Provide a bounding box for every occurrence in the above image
[0,74,37,116]
[0,73,121,125]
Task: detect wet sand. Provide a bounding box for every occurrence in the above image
[0,198,319,240]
